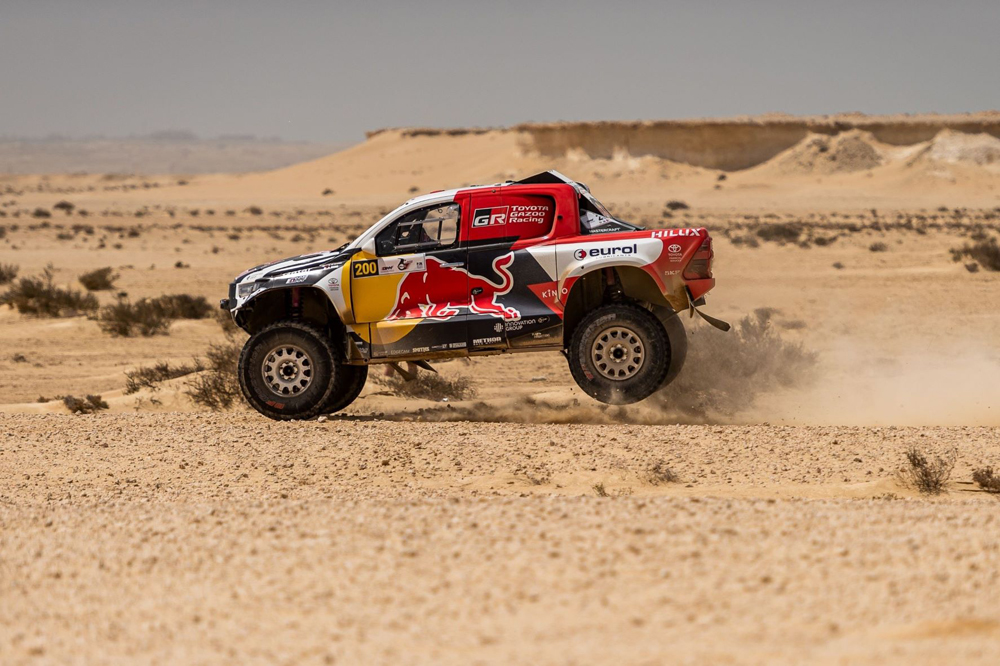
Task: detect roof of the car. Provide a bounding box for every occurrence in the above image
[399,170,580,209]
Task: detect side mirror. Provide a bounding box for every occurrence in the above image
[361,237,377,256]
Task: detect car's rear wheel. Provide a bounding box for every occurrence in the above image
[320,362,368,414]
[567,303,671,404]
[239,321,336,420]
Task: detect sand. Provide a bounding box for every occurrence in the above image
[2,113,1000,663]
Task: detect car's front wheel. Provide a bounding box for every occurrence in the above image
[567,303,671,404]
[238,321,336,420]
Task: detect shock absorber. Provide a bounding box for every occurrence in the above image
[290,287,302,320]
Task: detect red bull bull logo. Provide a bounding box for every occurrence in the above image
[387,253,520,321]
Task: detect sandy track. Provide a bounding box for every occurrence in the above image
[3,414,999,664]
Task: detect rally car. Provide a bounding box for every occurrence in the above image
[222,171,727,420]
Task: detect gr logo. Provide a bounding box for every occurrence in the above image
[472,206,509,227]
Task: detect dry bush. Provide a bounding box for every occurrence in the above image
[63,394,108,414]
[150,293,212,319]
[950,238,1000,271]
[972,467,1000,493]
[372,367,475,401]
[644,460,679,485]
[185,337,242,410]
[98,296,170,336]
[124,360,203,394]
[53,200,75,213]
[652,309,816,418]
[729,234,760,248]
[0,265,98,316]
[78,266,118,291]
[98,293,212,337]
[592,482,609,497]
[869,241,889,252]
[897,447,954,494]
[215,308,241,334]
[0,263,18,285]
[665,200,689,211]
[755,222,803,244]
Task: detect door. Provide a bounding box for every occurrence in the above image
[349,201,469,358]
[464,188,561,351]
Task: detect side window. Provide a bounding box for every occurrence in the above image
[376,203,460,256]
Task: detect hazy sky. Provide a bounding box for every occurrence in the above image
[2,0,998,142]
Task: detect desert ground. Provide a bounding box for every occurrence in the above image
[2,113,1000,664]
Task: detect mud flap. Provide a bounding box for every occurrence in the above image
[686,288,731,332]
[694,307,732,332]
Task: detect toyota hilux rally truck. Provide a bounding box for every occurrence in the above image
[222,171,727,420]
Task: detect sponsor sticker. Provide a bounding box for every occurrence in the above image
[285,275,308,284]
[473,207,508,227]
[473,336,503,346]
[573,244,639,260]
[472,205,550,227]
[651,228,701,239]
[377,254,426,275]
[353,256,427,277]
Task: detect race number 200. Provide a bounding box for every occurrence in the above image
[352,259,378,278]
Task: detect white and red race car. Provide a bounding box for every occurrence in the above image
[223,171,727,420]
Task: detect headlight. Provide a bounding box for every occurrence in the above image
[238,282,261,298]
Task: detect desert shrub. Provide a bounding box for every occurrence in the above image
[592,482,609,497]
[185,338,242,410]
[215,308,241,334]
[652,309,816,418]
[246,206,263,216]
[150,293,212,319]
[644,460,679,485]
[53,201,75,213]
[98,296,170,336]
[32,208,51,219]
[124,360,203,394]
[665,200,689,211]
[0,265,98,316]
[0,263,18,284]
[372,367,475,400]
[756,222,803,244]
[78,266,119,291]
[729,234,760,248]
[869,241,889,252]
[950,238,1000,271]
[972,467,1000,493]
[98,293,210,337]
[63,394,108,414]
[897,447,954,494]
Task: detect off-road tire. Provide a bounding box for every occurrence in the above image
[568,303,671,405]
[320,363,368,414]
[239,321,336,420]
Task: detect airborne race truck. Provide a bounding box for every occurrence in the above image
[222,171,728,420]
